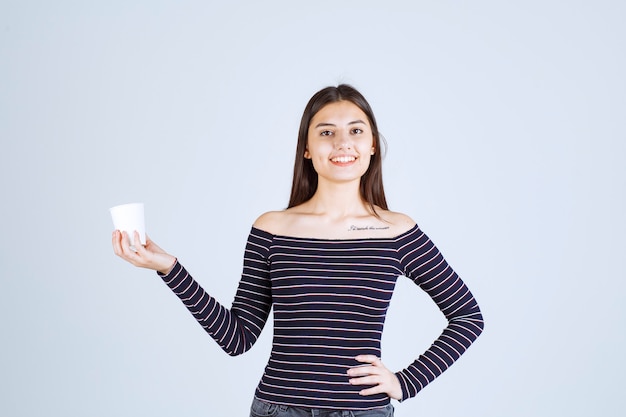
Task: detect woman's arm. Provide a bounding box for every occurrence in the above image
[394,225,484,401]
[112,228,273,356]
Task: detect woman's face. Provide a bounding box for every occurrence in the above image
[305,100,375,185]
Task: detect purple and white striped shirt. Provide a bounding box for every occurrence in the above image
[160,224,483,410]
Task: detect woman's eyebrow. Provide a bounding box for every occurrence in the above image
[314,122,336,128]
[314,120,366,128]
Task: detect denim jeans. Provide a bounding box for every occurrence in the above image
[249,398,394,417]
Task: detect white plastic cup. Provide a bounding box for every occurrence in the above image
[109,203,146,250]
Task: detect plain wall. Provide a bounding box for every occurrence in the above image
[1,1,624,416]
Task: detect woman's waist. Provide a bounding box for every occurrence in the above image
[264,344,380,384]
[269,339,381,365]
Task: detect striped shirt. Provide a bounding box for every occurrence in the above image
[159,224,483,410]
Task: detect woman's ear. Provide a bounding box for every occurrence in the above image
[304,148,311,159]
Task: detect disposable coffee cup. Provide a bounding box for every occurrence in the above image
[109,203,146,250]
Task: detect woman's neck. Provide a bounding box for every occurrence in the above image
[305,180,371,219]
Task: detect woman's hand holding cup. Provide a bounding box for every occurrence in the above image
[112,230,177,275]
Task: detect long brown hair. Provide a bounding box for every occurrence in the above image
[287,84,388,213]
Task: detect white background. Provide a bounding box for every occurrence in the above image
[1,1,624,416]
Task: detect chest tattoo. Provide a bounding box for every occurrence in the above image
[348,225,391,232]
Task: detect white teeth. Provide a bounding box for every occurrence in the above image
[331,156,356,163]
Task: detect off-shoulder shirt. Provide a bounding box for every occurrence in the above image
[158,224,483,410]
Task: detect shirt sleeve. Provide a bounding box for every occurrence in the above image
[157,228,273,356]
[393,225,484,401]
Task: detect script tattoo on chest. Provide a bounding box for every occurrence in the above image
[348,225,391,232]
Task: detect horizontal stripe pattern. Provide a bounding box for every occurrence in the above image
[160,224,483,409]
[392,227,484,401]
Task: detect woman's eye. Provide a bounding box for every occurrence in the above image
[320,130,333,136]
[351,128,363,134]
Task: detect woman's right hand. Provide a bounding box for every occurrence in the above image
[112,230,177,275]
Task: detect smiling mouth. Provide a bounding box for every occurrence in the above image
[330,156,357,163]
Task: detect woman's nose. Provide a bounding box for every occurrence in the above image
[333,131,351,149]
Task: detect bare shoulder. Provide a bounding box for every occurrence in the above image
[377,209,417,234]
[253,210,300,236]
[253,211,284,234]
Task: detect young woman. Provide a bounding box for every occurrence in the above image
[112,84,484,417]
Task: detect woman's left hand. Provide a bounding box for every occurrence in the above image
[347,355,403,400]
